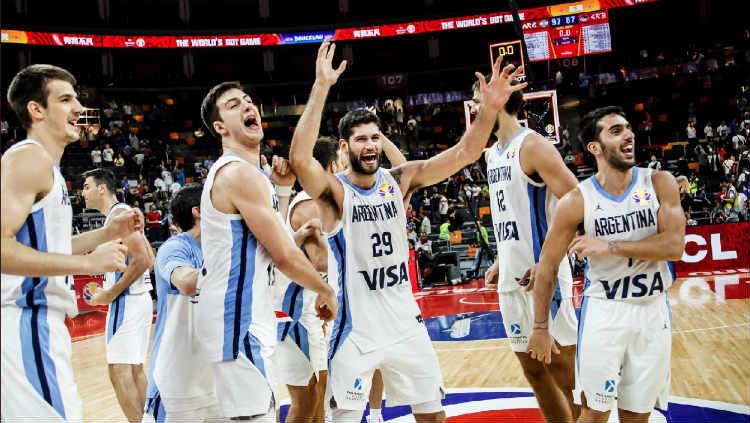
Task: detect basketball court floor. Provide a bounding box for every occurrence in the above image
[70,271,750,422]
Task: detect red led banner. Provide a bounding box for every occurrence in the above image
[0,0,655,49]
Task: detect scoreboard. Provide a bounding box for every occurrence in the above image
[489,40,526,79]
[522,10,612,62]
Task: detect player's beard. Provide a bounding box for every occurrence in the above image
[348,149,379,175]
[600,141,634,172]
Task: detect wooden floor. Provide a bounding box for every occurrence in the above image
[72,275,750,421]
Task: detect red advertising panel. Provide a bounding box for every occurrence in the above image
[676,222,750,274]
[101,33,280,48]
[73,274,108,313]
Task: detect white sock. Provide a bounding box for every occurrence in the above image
[369,408,382,420]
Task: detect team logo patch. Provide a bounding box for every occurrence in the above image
[510,323,522,336]
[506,148,516,159]
[82,282,99,305]
[377,182,396,200]
[605,379,616,393]
[633,188,652,205]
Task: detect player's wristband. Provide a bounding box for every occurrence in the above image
[275,185,293,197]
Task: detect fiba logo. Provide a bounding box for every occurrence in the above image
[407,24,416,34]
[604,379,616,393]
[82,282,100,305]
[377,183,396,200]
[632,188,651,205]
[136,38,145,48]
[510,323,521,336]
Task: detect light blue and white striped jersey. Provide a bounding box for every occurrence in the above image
[145,232,214,419]
[578,167,674,301]
[1,140,75,316]
[195,153,279,363]
[327,169,422,359]
[103,202,152,295]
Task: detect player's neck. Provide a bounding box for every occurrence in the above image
[100,197,119,216]
[186,225,201,243]
[495,116,523,149]
[345,169,378,189]
[222,141,260,167]
[594,166,635,197]
[26,127,66,165]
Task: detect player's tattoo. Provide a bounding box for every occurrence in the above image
[389,166,403,184]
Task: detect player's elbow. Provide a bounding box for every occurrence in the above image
[665,242,684,261]
[289,153,308,175]
[130,253,153,273]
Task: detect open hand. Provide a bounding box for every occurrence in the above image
[316,37,347,87]
[474,55,527,114]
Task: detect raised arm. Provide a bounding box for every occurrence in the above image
[289,38,346,208]
[391,58,526,197]
[381,132,407,168]
[527,188,585,363]
[523,134,579,199]
[569,171,685,261]
[222,163,338,320]
[1,146,127,276]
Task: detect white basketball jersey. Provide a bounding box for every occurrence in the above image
[103,203,152,295]
[1,140,76,316]
[486,129,573,297]
[148,232,213,408]
[196,153,278,362]
[578,167,674,301]
[275,191,323,340]
[327,169,422,357]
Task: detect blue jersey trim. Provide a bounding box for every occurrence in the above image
[590,167,639,203]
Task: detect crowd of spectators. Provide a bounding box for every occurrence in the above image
[1,40,748,253]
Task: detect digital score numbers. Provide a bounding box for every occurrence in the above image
[488,40,526,81]
[522,10,611,62]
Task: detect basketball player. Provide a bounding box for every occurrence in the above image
[289,38,525,423]
[1,64,141,421]
[142,184,220,422]
[277,135,405,423]
[527,106,684,423]
[472,75,580,421]
[197,81,337,420]
[80,168,154,422]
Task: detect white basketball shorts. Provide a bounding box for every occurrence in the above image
[499,289,578,352]
[106,292,153,364]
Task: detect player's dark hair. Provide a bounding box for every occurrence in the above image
[338,109,382,141]
[579,106,626,144]
[170,183,202,231]
[313,136,340,169]
[201,81,242,139]
[7,64,77,129]
[82,168,117,194]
